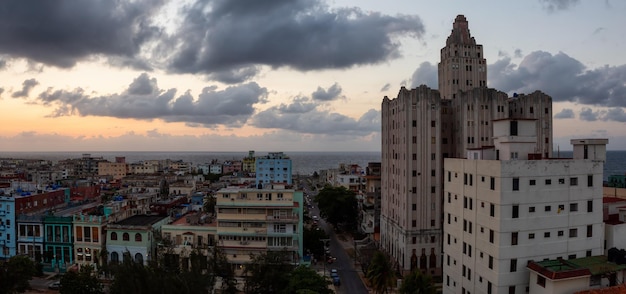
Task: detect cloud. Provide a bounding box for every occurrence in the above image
[250,97,379,136]
[35,73,268,127]
[11,78,39,98]
[554,108,575,119]
[579,107,602,121]
[166,0,424,78]
[380,83,391,92]
[514,49,523,58]
[540,0,580,12]
[410,61,438,88]
[0,88,4,99]
[489,51,626,109]
[312,83,344,101]
[0,0,163,68]
[605,108,626,122]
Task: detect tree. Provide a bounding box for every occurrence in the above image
[60,265,104,294]
[315,185,358,232]
[207,246,237,294]
[244,251,294,294]
[398,270,436,294]
[366,251,396,294]
[282,265,333,294]
[303,226,329,260]
[0,255,36,293]
[203,194,216,215]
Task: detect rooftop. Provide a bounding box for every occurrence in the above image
[528,256,626,280]
[113,214,167,227]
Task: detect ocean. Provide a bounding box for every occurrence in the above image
[0,151,624,179]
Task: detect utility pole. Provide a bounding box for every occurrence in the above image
[320,239,330,277]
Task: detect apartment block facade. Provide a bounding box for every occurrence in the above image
[215,186,303,275]
[442,120,607,294]
[255,152,292,188]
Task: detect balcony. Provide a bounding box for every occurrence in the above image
[218,214,266,221]
[0,225,5,231]
[266,215,298,222]
[220,240,267,249]
[218,227,267,235]
[0,210,6,216]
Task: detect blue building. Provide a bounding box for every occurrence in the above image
[44,215,74,272]
[0,196,17,259]
[255,152,292,188]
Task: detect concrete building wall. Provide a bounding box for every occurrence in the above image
[443,154,605,294]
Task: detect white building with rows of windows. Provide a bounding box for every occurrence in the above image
[443,119,608,294]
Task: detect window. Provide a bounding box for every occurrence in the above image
[570,203,578,212]
[529,206,535,213]
[509,286,515,294]
[570,177,578,186]
[488,282,492,294]
[529,233,535,239]
[510,259,517,272]
[558,230,564,236]
[488,256,493,269]
[587,175,593,187]
[135,233,142,242]
[587,225,593,237]
[537,276,546,287]
[558,204,565,212]
[510,120,518,136]
[512,205,519,218]
[490,204,495,217]
[489,230,494,243]
[587,200,593,212]
[545,179,552,185]
[111,232,118,241]
[530,179,536,186]
[123,233,129,241]
[587,250,592,257]
[412,220,416,227]
[512,232,518,245]
[545,206,551,212]
[545,232,550,238]
[512,178,519,191]
[412,204,417,211]
[559,178,565,184]
[490,177,495,190]
[569,254,577,260]
[569,228,578,238]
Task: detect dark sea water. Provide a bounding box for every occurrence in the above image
[0,151,624,179]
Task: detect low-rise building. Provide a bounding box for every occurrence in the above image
[106,215,169,265]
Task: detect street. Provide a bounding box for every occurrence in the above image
[303,179,369,294]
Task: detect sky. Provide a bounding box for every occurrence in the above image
[1,0,625,152]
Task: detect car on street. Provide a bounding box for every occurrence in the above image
[48,281,61,290]
[330,269,340,286]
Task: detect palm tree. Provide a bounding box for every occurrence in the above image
[398,270,436,294]
[366,251,396,294]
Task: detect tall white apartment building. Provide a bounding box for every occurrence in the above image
[442,119,607,294]
[381,15,554,276]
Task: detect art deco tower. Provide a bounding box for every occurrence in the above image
[438,15,487,100]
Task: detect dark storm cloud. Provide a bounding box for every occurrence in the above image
[12,78,39,98]
[489,51,626,108]
[554,108,575,119]
[579,107,602,121]
[0,0,163,68]
[36,73,268,127]
[312,83,343,101]
[167,0,424,78]
[605,108,626,122]
[380,83,391,92]
[540,0,580,12]
[251,97,379,135]
[410,62,438,88]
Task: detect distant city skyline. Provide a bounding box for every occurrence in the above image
[1,0,625,151]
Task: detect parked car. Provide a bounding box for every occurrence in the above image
[331,269,340,286]
[48,281,61,290]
